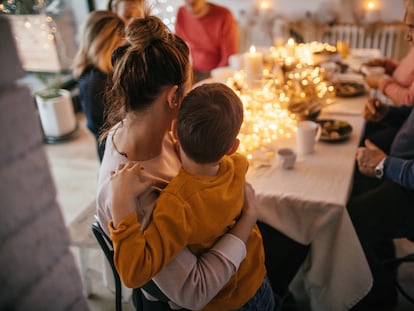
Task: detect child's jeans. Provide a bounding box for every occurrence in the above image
[232,276,276,311]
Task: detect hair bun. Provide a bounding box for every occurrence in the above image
[125,16,171,50]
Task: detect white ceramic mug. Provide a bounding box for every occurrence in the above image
[296,121,321,155]
[277,148,296,169]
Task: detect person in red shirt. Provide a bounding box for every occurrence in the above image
[175,0,239,82]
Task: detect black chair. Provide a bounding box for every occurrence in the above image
[91,222,173,311]
[384,238,414,305]
[91,221,123,311]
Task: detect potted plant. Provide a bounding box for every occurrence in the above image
[35,73,78,142]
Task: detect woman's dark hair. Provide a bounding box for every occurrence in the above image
[101,15,191,139]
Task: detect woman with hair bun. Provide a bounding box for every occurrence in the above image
[97,15,258,310]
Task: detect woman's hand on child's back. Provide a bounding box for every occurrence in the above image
[228,182,258,243]
[243,182,258,221]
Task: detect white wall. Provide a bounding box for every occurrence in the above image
[209,0,404,22]
[90,0,405,23]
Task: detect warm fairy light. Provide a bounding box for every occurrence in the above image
[225,43,337,164]
[258,0,272,11]
[367,1,375,10]
[236,90,297,162]
[9,13,64,71]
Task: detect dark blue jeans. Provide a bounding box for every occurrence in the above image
[232,276,275,311]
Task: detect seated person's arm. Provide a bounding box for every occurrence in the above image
[217,14,239,68]
[356,140,414,191]
[379,77,414,107]
[384,157,414,191]
[363,57,398,75]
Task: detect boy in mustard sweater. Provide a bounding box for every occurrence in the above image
[109,83,274,310]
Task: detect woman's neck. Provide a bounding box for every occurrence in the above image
[114,112,170,161]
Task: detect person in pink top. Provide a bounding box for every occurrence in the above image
[175,0,239,82]
[363,23,414,107]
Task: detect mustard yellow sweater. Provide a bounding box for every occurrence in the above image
[110,153,266,310]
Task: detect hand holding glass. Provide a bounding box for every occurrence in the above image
[362,66,385,89]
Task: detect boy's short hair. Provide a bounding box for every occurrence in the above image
[177,83,244,164]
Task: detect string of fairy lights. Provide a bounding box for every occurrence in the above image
[149,0,180,31]
[226,42,337,164]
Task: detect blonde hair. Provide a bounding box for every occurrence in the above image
[407,0,414,8]
[72,11,125,78]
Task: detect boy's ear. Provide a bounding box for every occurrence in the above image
[226,138,240,155]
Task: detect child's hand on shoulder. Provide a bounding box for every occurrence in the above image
[110,162,153,227]
[111,162,152,198]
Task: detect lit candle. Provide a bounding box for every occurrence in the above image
[286,38,296,58]
[244,45,263,88]
[258,0,272,11]
[365,1,380,24]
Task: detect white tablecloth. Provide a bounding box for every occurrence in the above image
[247,94,373,311]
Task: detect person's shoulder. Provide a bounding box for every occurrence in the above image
[177,5,186,14]
[80,66,107,81]
[227,153,249,168]
[176,5,189,18]
[78,66,93,80]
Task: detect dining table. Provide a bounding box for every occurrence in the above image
[204,48,380,310]
[246,84,373,311]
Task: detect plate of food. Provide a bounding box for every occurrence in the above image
[317,119,353,142]
[334,81,366,97]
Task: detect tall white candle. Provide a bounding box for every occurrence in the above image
[286,38,296,58]
[244,45,263,88]
[365,1,380,24]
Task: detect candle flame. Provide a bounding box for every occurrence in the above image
[287,38,295,46]
[259,0,271,10]
[250,45,256,53]
[367,1,375,10]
